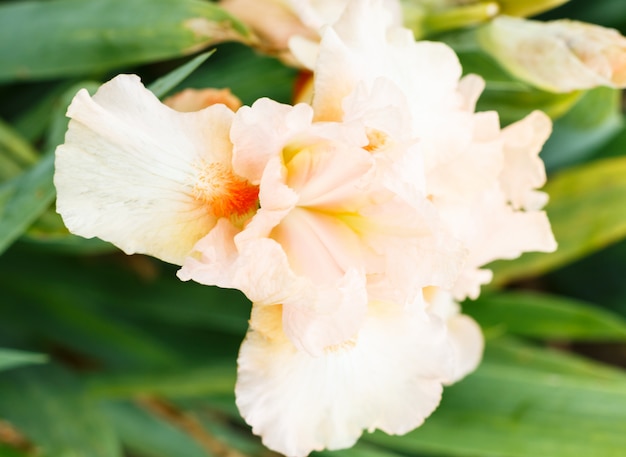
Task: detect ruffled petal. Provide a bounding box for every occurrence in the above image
[54,74,236,265]
[500,110,552,210]
[235,301,454,457]
[425,288,484,383]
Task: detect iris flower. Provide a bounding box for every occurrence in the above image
[54,0,555,455]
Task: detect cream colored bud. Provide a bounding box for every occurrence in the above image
[479,15,626,92]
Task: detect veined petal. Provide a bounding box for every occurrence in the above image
[236,301,454,457]
[54,75,241,265]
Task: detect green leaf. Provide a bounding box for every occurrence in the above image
[0,444,29,457]
[366,337,626,457]
[148,50,215,99]
[102,401,208,457]
[0,82,98,255]
[316,444,410,457]
[489,156,626,286]
[89,364,236,399]
[0,118,38,180]
[541,87,623,172]
[0,348,46,372]
[175,42,298,105]
[0,0,251,82]
[0,365,122,457]
[466,291,626,341]
[0,248,245,368]
[0,152,56,254]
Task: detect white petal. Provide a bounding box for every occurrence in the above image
[425,288,484,383]
[231,99,314,184]
[500,110,552,210]
[236,301,454,457]
[54,74,235,265]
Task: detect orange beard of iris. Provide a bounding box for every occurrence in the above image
[193,162,259,219]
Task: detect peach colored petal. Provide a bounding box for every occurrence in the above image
[163,87,242,112]
[500,110,552,210]
[236,301,454,457]
[54,75,238,265]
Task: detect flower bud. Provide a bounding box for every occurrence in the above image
[478,15,626,92]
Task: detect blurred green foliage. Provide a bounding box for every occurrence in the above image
[1,0,626,456]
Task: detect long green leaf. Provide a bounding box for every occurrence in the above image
[148,50,215,99]
[466,291,626,341]
[0,0,251,82]
[0,81,99,255]
[366,338,626,457]
[489,156,626,286]
[102,401,208,457]
[89,364,236,399]
[541,87,623,172]
[0,348,46,372]
[0,365,122,457]
[0,152,55,253]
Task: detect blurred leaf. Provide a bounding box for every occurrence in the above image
[0,445,29,457]
[366,337,626,457]
[489,156,626,286]
[0,0,251,82]
[148,50,214,99]
[0,365,121,457]
[0,348,46,372]
[0,153,55,254]
[541,87,623,172]
[547,239,626,317]
[0,118,38,180]
[102,401,208,457]
[0,247,245,368]
[176,42,298,105]
[498,0,571,17]
[89,363,236,399]
[0,81,98,255]
[0,261,182,370]
[316,444,411,457]
[540,0,626,31]
[466,291,626,341]
[10,82,75,142]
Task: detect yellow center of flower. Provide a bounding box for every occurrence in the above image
[364,128,389,152]
[192,162,259,219]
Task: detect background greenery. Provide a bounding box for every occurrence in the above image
[1,0,626,456]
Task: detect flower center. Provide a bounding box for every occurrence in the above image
[364,128,389,152]
[192,162,259,219]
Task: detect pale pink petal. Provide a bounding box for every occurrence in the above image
[442,187,557,300]
[231,99,314,183]
[425,288,484,383]
[236,301,454,457]
[281,267,368,355]
[54,74,235,265]
[179,221,307,306]
[308,0,462,122]
[500,110,552,210]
